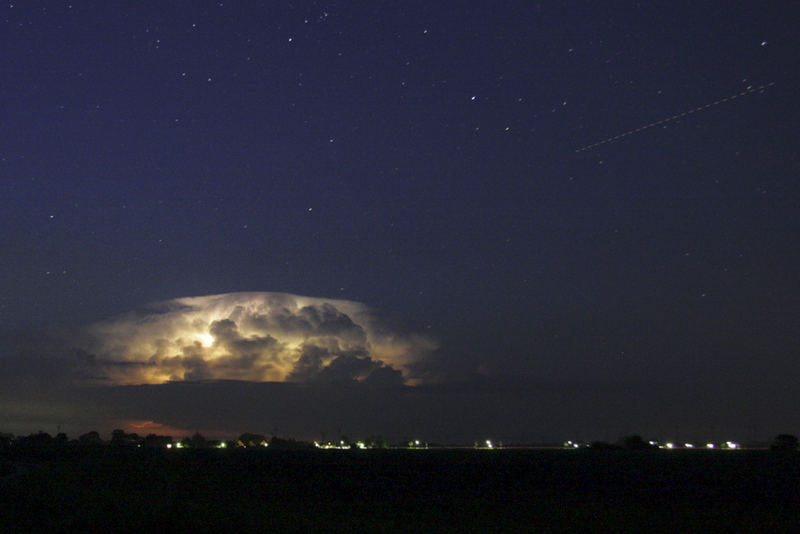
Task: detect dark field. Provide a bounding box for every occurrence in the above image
[2,448,799,532]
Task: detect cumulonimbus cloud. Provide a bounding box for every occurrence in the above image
[72,292,437,386]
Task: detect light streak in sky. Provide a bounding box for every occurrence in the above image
[574,82,775,152]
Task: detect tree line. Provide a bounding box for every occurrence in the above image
[0,430,394,450]
[1,430,798,451]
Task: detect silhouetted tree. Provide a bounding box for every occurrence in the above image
[0,432,13,450]
[110,429,127,446]
[366,435,389,449]
[268,436,314,450]
[622,435,655,450]
[189,432,208,448]
[238,433,267,447]
[78,431,103,445]
[770,434,799,452]
[143,434,172,448]
[110,429,141,447]
[16,431,53,447]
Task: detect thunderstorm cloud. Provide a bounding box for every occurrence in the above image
[16,292,437,387]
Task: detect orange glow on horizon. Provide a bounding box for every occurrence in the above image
[122,419,193,438]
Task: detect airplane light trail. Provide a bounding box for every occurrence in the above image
[575,82,775,152]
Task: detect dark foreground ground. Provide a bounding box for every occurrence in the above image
[1,447,799,532]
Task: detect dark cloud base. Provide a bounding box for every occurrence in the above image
[1,378,797,444]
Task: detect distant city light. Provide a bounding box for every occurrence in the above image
[684,443,694,448]
[316,440,354,449]
[665,442,674,449]
[706,443,715,449]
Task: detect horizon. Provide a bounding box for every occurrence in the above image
[2,425,785,450]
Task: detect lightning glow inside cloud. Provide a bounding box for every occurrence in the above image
[78,292,436,386]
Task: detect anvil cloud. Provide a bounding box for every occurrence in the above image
[73,292,436,386]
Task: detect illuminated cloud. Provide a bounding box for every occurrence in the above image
[77,292,436,386]
[122,419,193,438]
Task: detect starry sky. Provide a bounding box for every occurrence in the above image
[1,1,798,443]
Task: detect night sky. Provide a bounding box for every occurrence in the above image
[1,1,798,443]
